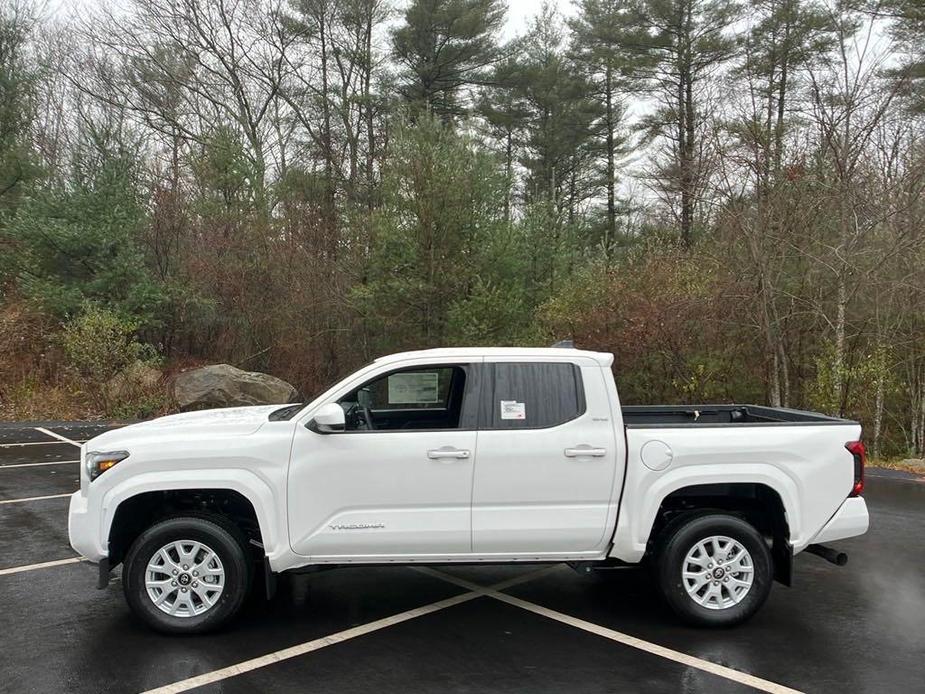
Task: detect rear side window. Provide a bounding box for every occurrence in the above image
[483,362,585,429]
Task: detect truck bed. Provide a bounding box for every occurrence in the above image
[622,404,856,428]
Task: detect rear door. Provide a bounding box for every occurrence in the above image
[471,358,620,555]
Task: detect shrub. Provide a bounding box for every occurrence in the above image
[59,304,165,415]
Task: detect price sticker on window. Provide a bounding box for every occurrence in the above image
[388,372,439,404]
[500,400,526,420]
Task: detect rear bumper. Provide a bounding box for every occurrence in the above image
[68,491,107,562]
[809,496,869,545]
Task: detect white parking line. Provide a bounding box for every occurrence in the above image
[496,593,801,692]
[140,568,552,694]
[0,460,79,469]
[0,553,804,693]
[0,440,87,448]
[34,427,82,447]
[0,492,73,504]
[418,568,803,694]
[0,557,86,576]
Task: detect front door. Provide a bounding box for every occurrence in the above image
[471,359,620,555]
[288,360,480,559]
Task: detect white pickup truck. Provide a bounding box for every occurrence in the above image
[69,347,869,633]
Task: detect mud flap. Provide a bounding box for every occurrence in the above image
[773,540,793,586]
[96,558,110,589]
[264,557,277,600]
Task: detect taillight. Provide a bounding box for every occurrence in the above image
[845,440,865,497]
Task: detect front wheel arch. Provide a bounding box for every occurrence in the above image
[107,488,264,568]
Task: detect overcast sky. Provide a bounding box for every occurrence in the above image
[50,0,576,38]
[505,0,575,37]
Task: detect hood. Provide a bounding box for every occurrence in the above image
[86,404,284,450]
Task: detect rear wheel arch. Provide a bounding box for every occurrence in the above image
[646,482,792,585]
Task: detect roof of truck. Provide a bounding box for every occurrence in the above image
[374,347,614,368]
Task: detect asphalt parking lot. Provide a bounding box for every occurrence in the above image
[1,422,923,694]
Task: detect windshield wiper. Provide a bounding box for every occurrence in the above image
[268,403,303,421]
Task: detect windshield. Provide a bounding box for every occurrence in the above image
[267,360,377,422]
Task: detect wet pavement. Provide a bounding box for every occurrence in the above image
[0,421,922,693]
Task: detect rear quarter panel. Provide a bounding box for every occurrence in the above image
[610,422,861,562]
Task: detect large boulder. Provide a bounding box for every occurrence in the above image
[170,364,298,410]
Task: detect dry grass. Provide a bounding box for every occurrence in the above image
[869,457,925,476]
[0,382,98,421]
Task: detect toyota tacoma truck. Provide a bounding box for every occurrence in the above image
[68,347,869,633]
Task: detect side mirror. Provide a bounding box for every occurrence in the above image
[309,402,346,434]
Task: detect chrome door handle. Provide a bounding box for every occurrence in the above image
[564,446,607,458]
[427,447,470,460]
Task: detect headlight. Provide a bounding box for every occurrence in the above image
[86,451,130,481]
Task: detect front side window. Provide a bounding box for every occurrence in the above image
[338,365,469,431]
[484,362,585,430]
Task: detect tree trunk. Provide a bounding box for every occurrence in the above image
[362,7,376,212]
[504,129,513,222]
[318,7,337,261]
[915,375,925,458]
[778,338,790,407]
[605,63,616,256]
[680,3,695,248]
[873,363,884,459]
[833,276,847,416]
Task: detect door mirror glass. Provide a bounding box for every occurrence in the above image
[310,402,346,434]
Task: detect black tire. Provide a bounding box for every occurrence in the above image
[123,516,252,634]
[656,513,773,627]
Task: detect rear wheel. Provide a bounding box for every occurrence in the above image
[123,516,251,633]
[656,513,773,627]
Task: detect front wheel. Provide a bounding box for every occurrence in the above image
[656,513,773,627]
[122,516,252,633]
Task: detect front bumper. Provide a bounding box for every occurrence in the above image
[810,496,870,545]
[67,491,107,562]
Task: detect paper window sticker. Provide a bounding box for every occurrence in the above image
[388,372,439,404]
[500,400,526,420]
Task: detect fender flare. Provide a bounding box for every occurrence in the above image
[99,469,283,561]
[610,464,801,563]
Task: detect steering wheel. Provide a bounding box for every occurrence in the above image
[343,402,376,430]
[360,406,376,430]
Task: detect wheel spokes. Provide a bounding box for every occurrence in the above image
[145,539,225,618]
[681,535,754,610]
[683,570,709,591]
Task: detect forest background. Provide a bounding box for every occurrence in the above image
[1,0,924,460]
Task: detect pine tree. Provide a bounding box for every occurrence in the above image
[391,0,506,120]
[626,0,741,246]
[736,0,834,193]
[883,0,925,111]
[476,52,530,221]
[0,1,41,215]
[514,4,600,213]
[568,0,634,255]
